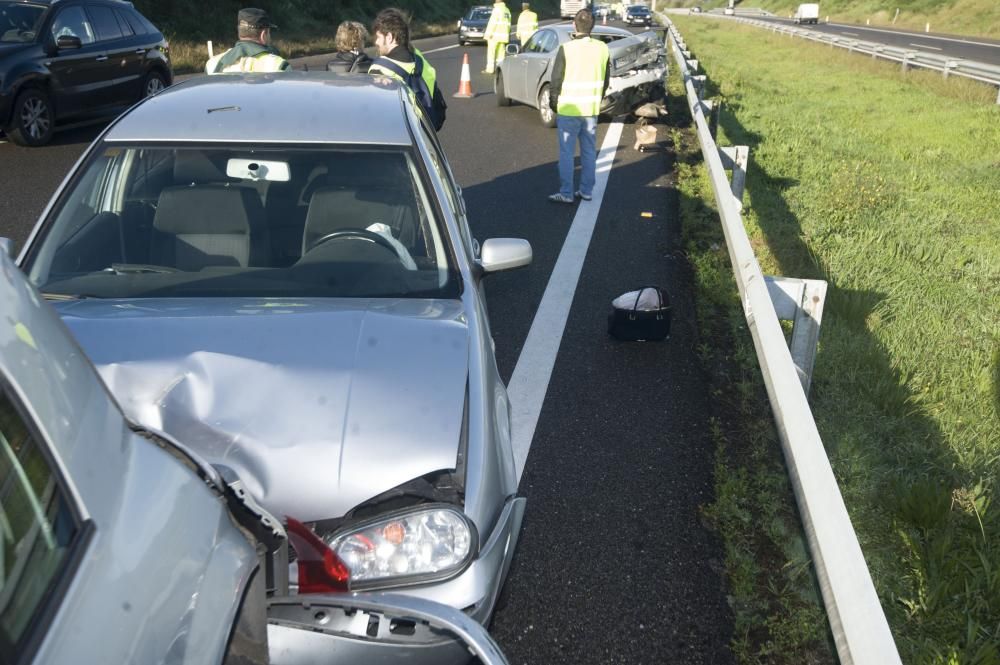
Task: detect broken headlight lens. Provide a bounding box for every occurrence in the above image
[326,506,476,588]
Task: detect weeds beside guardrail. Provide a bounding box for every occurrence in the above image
[660,16,904,665]
[727,15,1000,104]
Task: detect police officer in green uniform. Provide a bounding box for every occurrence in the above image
[547,8,610,204]
[206,8,290,74]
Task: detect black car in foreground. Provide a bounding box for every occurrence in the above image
[0,0,171,146]
[624,4,653,26]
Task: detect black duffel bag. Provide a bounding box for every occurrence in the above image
[608,286,671,342]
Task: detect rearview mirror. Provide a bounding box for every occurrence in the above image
[478,238,531,274]
[505,43,520,56]
[56,35,82,50]
[226,158,290,182]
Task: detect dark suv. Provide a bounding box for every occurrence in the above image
[624,5,653,26]
[0,0,171,146]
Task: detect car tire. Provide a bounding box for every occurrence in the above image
[142,70,167,99]
[458,37,465,46]
[495,71,511,107]
[5,87,54,147]
[538,85,556,128]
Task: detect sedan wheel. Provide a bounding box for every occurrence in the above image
[538,85,556,128]
[495,71,511,107]
[143,71,167,98]
[6,88,54,147]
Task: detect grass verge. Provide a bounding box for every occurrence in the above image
[667,14,1000,664]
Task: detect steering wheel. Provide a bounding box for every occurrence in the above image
[306,228,400,256]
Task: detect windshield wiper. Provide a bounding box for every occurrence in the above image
[104,263,179,275]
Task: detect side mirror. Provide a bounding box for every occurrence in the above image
[56,35,82,50]
[505,43,520,56]
[478,238,531,274]
[0,238,14,258]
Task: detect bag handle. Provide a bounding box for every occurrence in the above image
[630,286,663,312]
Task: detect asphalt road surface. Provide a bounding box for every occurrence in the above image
[0,23,735,664]
[747,14,1000,65]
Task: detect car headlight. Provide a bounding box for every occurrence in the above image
[327,505,477,589]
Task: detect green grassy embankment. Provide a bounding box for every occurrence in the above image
[658,0,1000,38]
[665,14,1000,665]
[139,1,562,73]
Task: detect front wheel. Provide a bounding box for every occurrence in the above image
[142,70,167,99]
[537,85,556,128]
[5,87,54,147]
[495,71,511,107]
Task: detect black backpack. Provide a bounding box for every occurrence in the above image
[371,55,446,131]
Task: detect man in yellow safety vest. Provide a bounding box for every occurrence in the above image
[205,8,289,74]
[547,8,610,204]
[482,0,511,74]
[516,2,538,45]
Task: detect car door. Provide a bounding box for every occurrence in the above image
[526,30,559,102]
[44,4,107,117]
[83,3,137,107]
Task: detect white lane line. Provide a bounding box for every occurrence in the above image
[911,43,942,50]
[507,121,624,483]
[841,31,859,36]
[423,44,462,55]
[827,23,1000,48]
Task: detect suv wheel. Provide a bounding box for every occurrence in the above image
[143,70,167,98]
[6,88,54,147]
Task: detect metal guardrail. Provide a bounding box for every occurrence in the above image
[660,17,904,665]
[727,15,1000,103]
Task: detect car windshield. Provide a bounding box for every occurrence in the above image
[467,8,492,20]
[25,145,461,300]
[0,2,45,43]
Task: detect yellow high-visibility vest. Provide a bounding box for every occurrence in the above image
[367,49,438,96]
[484,3,511,43]
[206,50,288,74]
[516,10,538,43]
[556,37,609,117]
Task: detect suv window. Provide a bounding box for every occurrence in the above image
[87,5,123,42]
[0,388,82,657]
[113,9,133,37]
[50,6,95,45]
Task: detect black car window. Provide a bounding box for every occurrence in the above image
[125,8,158,36]
[87,5,123,42]
[0,2,45,44]
[113,9,133,37]
[50,6,95,45]
[0,388,83,659]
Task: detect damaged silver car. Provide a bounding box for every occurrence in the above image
[14,72,531,628]
[494,23,668,126]
[0,249,510,665]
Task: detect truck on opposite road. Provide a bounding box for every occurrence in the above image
[794,3,820,24]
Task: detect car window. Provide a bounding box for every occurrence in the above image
[525,30,555,54]
[25,146,461,301]
[50,6,95,45]
[468,8,492,20]
[538,31,558,53]
[0,388,82,657]
[113,9,133,37]
[0,2,45,44]
[87,5,122,42]
[417,117,473,259]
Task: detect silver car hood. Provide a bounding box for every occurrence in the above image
[56,297,470,522]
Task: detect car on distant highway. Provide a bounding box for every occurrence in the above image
[495,23,667,126]
[457,5,492,45]
[624,4,654,26]
[15,71,531,640]
[0,0,171,146]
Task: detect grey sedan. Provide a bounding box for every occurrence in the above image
[14,72,531,630]
[495,23,667,126]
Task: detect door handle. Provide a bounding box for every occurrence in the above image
[135,48,146,54]
[95,55,108,61]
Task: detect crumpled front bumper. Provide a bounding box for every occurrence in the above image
[602,64,668,116]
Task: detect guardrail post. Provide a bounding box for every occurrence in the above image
[718,145,749,209]
[691,74,707,97]
[687,59,700,72]
[765,277,828,394]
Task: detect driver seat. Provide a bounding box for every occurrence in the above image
[301,186,414,256]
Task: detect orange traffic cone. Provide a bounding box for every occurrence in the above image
[453,53,475,99]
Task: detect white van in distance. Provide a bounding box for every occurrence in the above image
[794,3,820,24]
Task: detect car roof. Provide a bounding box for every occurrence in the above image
[105,72,415,145]
[548,23,634,38]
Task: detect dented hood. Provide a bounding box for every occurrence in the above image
[55,298,470,522]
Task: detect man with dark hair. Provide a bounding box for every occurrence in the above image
[205,8,289,74]
[547,8,610,204]
[368,8,447,130]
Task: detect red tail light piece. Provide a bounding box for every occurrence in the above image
[286,517,350,593]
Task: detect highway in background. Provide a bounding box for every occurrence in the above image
[746,14,1000,65]
[0,22,734,663]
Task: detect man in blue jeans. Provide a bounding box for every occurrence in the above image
[547,8,610,204]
